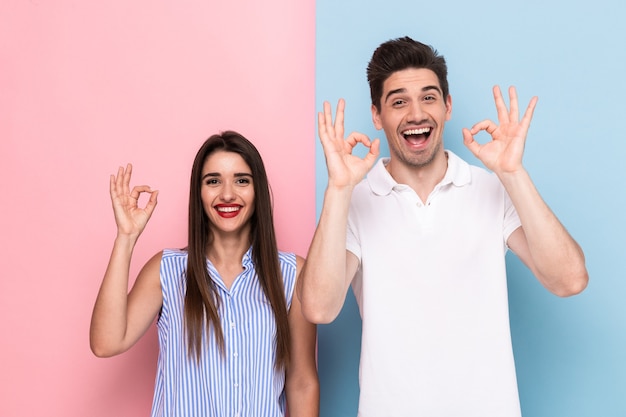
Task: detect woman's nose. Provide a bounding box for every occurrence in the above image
[220,182,236,201]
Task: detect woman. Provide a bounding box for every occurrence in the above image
[90,131,319,417]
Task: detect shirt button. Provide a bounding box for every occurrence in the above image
[233,352,239,358]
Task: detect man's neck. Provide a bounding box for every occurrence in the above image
[386,151,448,203]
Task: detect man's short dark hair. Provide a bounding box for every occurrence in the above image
[367,36,449,111]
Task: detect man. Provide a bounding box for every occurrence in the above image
[298,36,588,416]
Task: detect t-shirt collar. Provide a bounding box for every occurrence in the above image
[368,150,472,196]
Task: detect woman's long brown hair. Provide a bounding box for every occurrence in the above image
[184,131,290,369]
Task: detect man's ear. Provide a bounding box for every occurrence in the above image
[445,94,453,121]
[371,104,383,130]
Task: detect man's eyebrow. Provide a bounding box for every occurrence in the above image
[384,85,443,103]
[384,88,407,103]
[422,85,442,95]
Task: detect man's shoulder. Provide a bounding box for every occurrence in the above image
[356,158,391,196]
[446,150,499,185]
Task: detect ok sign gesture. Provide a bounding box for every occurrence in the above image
[109,163,158,238]
[318,99,381,189]
[462,86,538,176]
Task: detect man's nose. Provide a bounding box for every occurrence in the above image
[407,101,425,122]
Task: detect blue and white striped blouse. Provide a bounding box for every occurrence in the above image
[151,248,297,417]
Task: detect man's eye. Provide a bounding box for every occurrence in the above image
[392,100,405,106]
[424,95,436,101]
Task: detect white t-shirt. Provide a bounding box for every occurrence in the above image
[347,151,522,417]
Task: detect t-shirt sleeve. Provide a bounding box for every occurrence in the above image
[503,189,522,248]
[346,206,361,262]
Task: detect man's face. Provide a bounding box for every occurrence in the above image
[372,68,452,169]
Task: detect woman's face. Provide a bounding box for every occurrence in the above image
[200,150,255,236]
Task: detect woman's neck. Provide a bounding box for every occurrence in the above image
[205,231,251,289]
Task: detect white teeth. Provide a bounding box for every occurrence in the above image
[403,127,430,135]
[217,206,240,212]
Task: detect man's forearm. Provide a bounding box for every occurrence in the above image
[298,185,355,323]
[499,168,588,295]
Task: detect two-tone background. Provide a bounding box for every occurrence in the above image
[2,1,624,416]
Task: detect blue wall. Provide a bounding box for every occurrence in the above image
[315,1,626,416]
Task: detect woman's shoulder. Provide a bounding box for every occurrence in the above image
[161,248,188,259]
[159,248,189,272]
[277,251,304,284]
[277,250,297,267]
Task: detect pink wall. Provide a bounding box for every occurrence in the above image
[0,2,315,416]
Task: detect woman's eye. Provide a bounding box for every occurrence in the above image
[206,178,219,185]
[236,178,251,185]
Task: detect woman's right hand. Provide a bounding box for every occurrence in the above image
[90,164,162,358]
[110,163,158,238]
